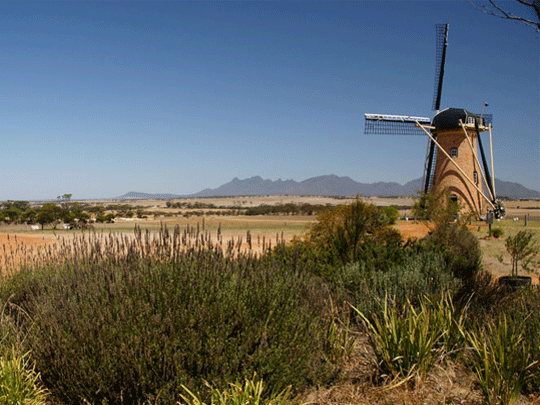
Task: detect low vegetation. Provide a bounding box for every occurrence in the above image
[0,196,538,404]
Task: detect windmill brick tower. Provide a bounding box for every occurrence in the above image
[430,108,489,215]
[364,24,504,219]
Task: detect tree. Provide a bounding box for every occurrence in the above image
[36,203,62,229]
[21,207,38,224]
[411,190,465,230]
[469,0,540,33]
[60,202,89,224]
[503,230,539,278]
[308,199,402,267]
[0,201,30,224]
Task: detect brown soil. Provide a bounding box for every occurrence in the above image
[394,221,430,240]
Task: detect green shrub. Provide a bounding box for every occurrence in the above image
[337,250,461,321]
[492,227,504,238]
[421,223,482,281]
[306,199,403,275]
[486,287,540,395]
[0,230,341,405]
[381,206,399,225]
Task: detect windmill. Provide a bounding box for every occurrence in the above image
[365,24,505,219]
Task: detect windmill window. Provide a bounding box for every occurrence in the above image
[450,147,458,158]
[467,117,475,125]
[450,194,458,203]
[474,171,478,184]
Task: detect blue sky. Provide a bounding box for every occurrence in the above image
[0,1,538,200]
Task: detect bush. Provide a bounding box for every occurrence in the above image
[0,304,48,405]
[306,199,403,273]
[381,206,399,225]
[0,230,341,405]
[421,224,482,282]
[338,250,461,321]
[492,227,504,238]
[453,270,508,319]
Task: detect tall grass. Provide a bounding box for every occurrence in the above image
[353,293,465,386]
[0,226,343,405]
[463,314,536,405]
[0,348,48,405]
[178,375,297,405]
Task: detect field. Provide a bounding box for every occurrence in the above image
[1,195,537,279]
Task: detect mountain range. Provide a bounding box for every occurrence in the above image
[118,175,540,200]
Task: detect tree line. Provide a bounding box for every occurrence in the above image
[0,199,403,229]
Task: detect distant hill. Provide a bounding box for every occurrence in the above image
[191,175,540,199]
[493,179,540,199]
[117,175,539,200]
[191,175,422,197]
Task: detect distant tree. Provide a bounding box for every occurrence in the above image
[469,0,540,33]
[60,202,90,226]
[0,201,30,224]
[381,206,400,225]
[21,207,38,224]
[37,203,62,229]
[11,201,30,211]
[1,207,21,224]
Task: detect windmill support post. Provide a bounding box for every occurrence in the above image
[415,121,496,212]
[488,124,496,197]
[458,120,495,201]
[474,120,496,200]
[423,140,437,194]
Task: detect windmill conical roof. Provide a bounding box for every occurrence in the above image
[432,108,482,131]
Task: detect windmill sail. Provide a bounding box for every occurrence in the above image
[364,114,430,135]
[432,24,449,112]
[423,24,449,193]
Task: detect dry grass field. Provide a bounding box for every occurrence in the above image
[1,195,538,277]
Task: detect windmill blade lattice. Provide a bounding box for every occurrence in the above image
[432,24,449,112]
[364,114,430,135]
